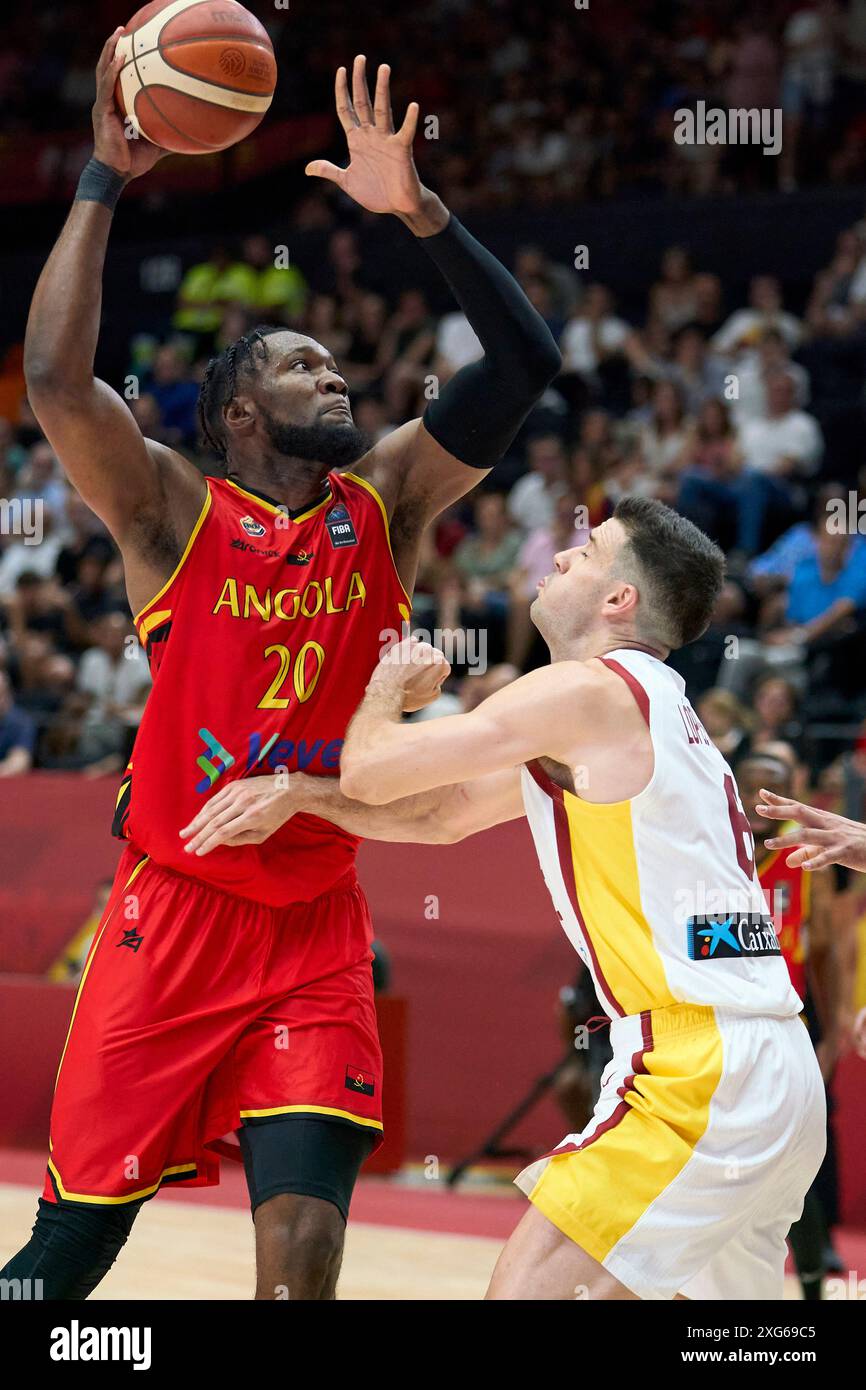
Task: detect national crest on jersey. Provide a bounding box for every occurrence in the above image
[112,470,410,906]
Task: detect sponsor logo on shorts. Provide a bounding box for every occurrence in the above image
[116,925,144,954]
[345,1065,375,1097]
[687,913,781,961]
[325,504,358,549]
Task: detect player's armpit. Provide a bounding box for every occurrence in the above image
[354,416,492,513]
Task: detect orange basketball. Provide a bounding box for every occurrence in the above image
[115,0,277,155]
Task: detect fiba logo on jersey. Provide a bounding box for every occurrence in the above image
[325,503,358,549]
[240,515,267,538]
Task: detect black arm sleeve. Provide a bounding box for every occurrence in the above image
[418,214,562,469]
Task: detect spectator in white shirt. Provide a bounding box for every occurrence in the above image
[507,433,568,532]
[738,369,823,477]
[0,507,63,596]
[560,284,630,384]
[712,275,804,366]
[732,329,810,425]
[433,311,483,386]
[75,612,152,764]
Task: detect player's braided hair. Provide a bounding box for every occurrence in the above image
[197,325,283,469]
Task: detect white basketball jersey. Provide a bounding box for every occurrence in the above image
[520,649,802,1021]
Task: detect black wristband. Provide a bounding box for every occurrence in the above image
[74,158,127,212]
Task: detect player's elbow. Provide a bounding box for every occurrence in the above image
[530,331,563,390]
[23,351,59,398]
[24,350,80,404]
[504,330,562,401]
[339,756,393,806]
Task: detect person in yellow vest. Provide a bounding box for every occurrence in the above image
[737,749,841,1300]
[174,246,239,340]
[241,234,309,324]
[47,880,113,983]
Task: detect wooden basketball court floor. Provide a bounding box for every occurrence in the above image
[2,1149,864,1299]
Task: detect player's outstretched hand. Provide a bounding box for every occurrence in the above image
[371,636,451,712]
[306,56,445,230]
[757,788,866,872]
[179,776,297,856]
[92,29,168,181]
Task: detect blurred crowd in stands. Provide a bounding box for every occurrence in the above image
[2,1,866,810]
[3,206,866,791]
[5,1,866,200]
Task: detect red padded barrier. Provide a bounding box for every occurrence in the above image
[1,774,865,1221]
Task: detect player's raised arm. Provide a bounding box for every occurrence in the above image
[23,32,205,606]
[306,57,562,583]
[339,639,595,805]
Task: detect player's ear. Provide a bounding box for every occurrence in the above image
[603,580,642,628]
[223,396,256,438]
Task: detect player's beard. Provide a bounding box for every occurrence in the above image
[259,406,372,471]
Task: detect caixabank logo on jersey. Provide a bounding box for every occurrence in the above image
[687,913,781,961]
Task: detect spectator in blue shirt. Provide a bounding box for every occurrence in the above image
[749,484,866,588]
[0,670,36,776]
[145,345,200,447]
[766,528,866,648]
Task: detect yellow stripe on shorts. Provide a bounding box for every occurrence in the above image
[528,1005,723,1264]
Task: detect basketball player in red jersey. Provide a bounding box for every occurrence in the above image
[738,750,840,1300]
[2,36,559,1300]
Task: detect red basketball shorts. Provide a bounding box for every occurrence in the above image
[43,844,383,1207]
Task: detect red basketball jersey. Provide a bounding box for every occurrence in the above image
[113,470,411,906]
[757,834,811,1000]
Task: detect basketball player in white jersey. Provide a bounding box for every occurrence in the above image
[182,495,826,1300]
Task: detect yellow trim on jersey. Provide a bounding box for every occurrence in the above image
[239,1103,383,1130]
[528,1007,723,1261]
[801,861,812,924]
[756,820,800,877]
[756,846,781,876]
[47,1156,197,1206]
[341,471,413,610]
[133,483,213,630]
[562,794,678,1016]
[137,607,172,646]
[53,856,150,1089]
[225,477,332,524]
